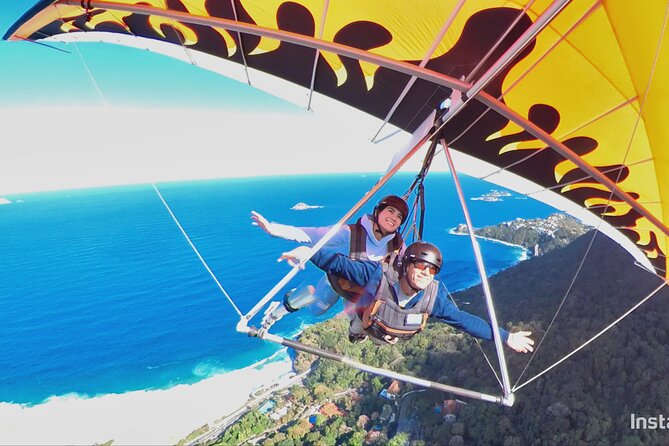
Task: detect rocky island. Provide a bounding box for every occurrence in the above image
[291,202,323,211]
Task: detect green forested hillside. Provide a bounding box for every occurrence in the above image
[449,230,669,445]
[453,213,589,255]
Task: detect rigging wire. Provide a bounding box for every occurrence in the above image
[388,0,538,147]
[306,0,330,110]
[151,183,243,318]
[513,0,669,390]
[105,7,137,38]
[51,4,108,104]
[53,2,243,317]
[464,0,537,83]
[442,283,503,389]
[512,225,602,388]
[71,38,108,106]
[391,86,450,143]
[445,0,601,165]
[513,281,668,392]
[161,0,197,66]
[613,0,668,174]
[229,0,252,86]
[499,0,601,105]
[370,0,466,142]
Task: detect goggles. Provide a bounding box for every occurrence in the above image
[411,261,438,275]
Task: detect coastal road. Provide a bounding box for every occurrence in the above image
[185,370,309,446]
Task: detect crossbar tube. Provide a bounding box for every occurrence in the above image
[257,331,507,405]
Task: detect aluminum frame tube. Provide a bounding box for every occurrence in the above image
[257,331,508,405]
[441,140,513,401]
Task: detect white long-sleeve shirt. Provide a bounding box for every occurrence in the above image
[269,214,399,260]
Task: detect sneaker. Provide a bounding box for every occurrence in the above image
[348,318,368,343]
[348,325,369,343]
[348,332,368,343]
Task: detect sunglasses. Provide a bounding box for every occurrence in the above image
[411,261,438,275]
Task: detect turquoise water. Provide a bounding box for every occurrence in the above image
[0,173,554,404]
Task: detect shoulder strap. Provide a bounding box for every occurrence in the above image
[381,256,401,282]
[348,219,368,260]
[387,231,403,255]
[353,216,403,259]
[417,280,439,313]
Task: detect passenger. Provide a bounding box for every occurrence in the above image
[251,195,409,314]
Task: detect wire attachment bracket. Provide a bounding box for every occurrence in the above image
[81,0,94,22]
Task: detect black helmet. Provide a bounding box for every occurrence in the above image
[374,195,409,224]
[402,241,442,273]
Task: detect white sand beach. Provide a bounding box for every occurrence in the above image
[0,353,295,446]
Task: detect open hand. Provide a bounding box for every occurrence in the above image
[251,211,273,235]
[277,246,312,269]
[506,331,534,353]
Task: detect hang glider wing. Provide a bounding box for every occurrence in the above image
[6,0,669,277]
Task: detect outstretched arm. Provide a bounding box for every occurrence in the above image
[250,210,312,243]
[278,245,379,286]
[250,211,353,250]
[278,245,312,269]
[431,292,534,353]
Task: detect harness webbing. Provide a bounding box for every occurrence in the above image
[404,135,440,240]
[347,221,368,260]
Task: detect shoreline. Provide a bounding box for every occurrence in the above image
[0,233,529,445]
[448,228,531,260]
[0,350,296,446]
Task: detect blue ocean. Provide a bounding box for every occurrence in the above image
[0,173,554,405]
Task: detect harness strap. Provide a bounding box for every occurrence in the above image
[328,220,403,302]
[361,265,439,341]
[348,220,368,260]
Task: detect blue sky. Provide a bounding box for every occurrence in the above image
[0,1,297,111]
[0,1,421,194]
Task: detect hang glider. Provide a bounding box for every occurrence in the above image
[6,0,669,405]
